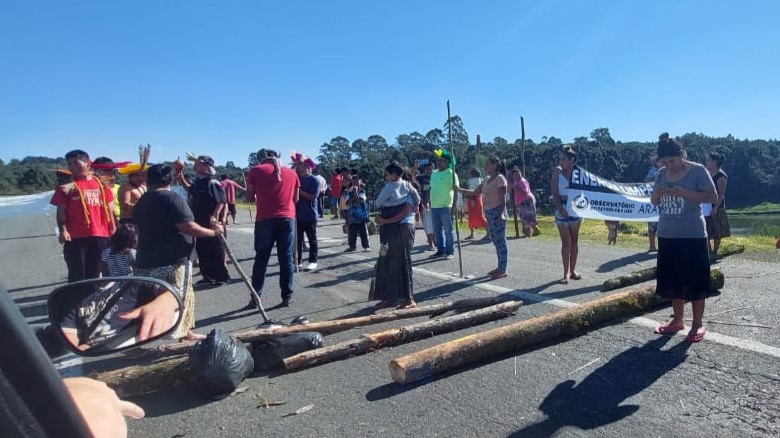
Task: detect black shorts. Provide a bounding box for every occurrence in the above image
[228,203,237,215]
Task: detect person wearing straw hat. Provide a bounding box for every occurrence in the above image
[117,163,149,224]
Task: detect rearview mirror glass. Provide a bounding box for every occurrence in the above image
[48,277,183,356]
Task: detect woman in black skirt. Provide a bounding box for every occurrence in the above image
[650,133,718,342]
[372,171,421,310]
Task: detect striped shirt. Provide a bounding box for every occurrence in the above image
[101,248,136,277]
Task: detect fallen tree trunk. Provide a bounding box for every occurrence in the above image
[284,300,522,371]
[389,283,707,385]
[91,357,191,398]
[155,297,501,357]
[602,267,725,292]
[93,298,510,396]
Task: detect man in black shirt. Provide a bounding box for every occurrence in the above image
[179,156,230,286]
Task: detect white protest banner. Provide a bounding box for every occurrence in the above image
[563,165,710,222]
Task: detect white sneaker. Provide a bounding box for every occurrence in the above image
[297,263,303,270]
[305,262,318,271]
[362,247,371,252]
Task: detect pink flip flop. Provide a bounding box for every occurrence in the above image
[686,327,706,343]
[654,323,685,335]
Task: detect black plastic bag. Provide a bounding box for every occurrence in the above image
[189,329,254,395]
[252,332,325,371]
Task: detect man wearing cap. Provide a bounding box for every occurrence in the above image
[179,155,230,286]
[293,154,320,271]
[246,149,300,307]
[117,163,149,224]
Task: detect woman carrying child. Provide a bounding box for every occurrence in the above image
[372,163,421,310]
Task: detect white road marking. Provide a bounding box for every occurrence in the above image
[231,225,780,359]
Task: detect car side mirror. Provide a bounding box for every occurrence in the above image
[47,277,183,356]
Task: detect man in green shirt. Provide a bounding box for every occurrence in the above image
[429,151,459,258]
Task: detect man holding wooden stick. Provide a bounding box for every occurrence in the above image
[245,149,300,308]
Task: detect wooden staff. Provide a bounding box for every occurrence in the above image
[447,100,464,278]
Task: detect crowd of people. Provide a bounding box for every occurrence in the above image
[50,132,731,345]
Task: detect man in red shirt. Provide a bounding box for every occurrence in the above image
[246,149,300,307]
[329,168,346,219]
[50,150,117,282]
[219,174,246,224]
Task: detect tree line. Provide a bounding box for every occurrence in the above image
[3,123,778,209]
[307,123,780,209]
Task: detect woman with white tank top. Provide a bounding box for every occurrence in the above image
[550,146,583,284]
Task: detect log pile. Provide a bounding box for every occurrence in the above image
[93,298,511,395]
[283,301,522,370]
[155,297,501,358]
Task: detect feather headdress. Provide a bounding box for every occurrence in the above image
[433,149,456,168]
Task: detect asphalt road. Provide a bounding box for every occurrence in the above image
[2,202,779,437]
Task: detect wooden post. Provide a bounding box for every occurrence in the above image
[283,301,522,370]
[520,117,526,177]
[602,265,727,292]
[447,100,464,278]
[389,284,701,385]
[92,357,191,398]
[154,297,502,357]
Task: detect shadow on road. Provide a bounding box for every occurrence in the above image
[508,336,691,437]
[131,385,213,418]
[596,252,656,273]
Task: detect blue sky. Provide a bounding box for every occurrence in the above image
[1,1,778,167]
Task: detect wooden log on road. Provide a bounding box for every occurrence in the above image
[93,297,512,396]
[389,283,714,385]
[284,300,522,371]
[155,297,502,357]
[92,357,191,398]
[602,267,725,292]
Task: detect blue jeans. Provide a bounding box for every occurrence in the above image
[431,207,455,255]
[252,218,294,300]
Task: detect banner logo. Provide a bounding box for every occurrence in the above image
[563,165,710,222]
